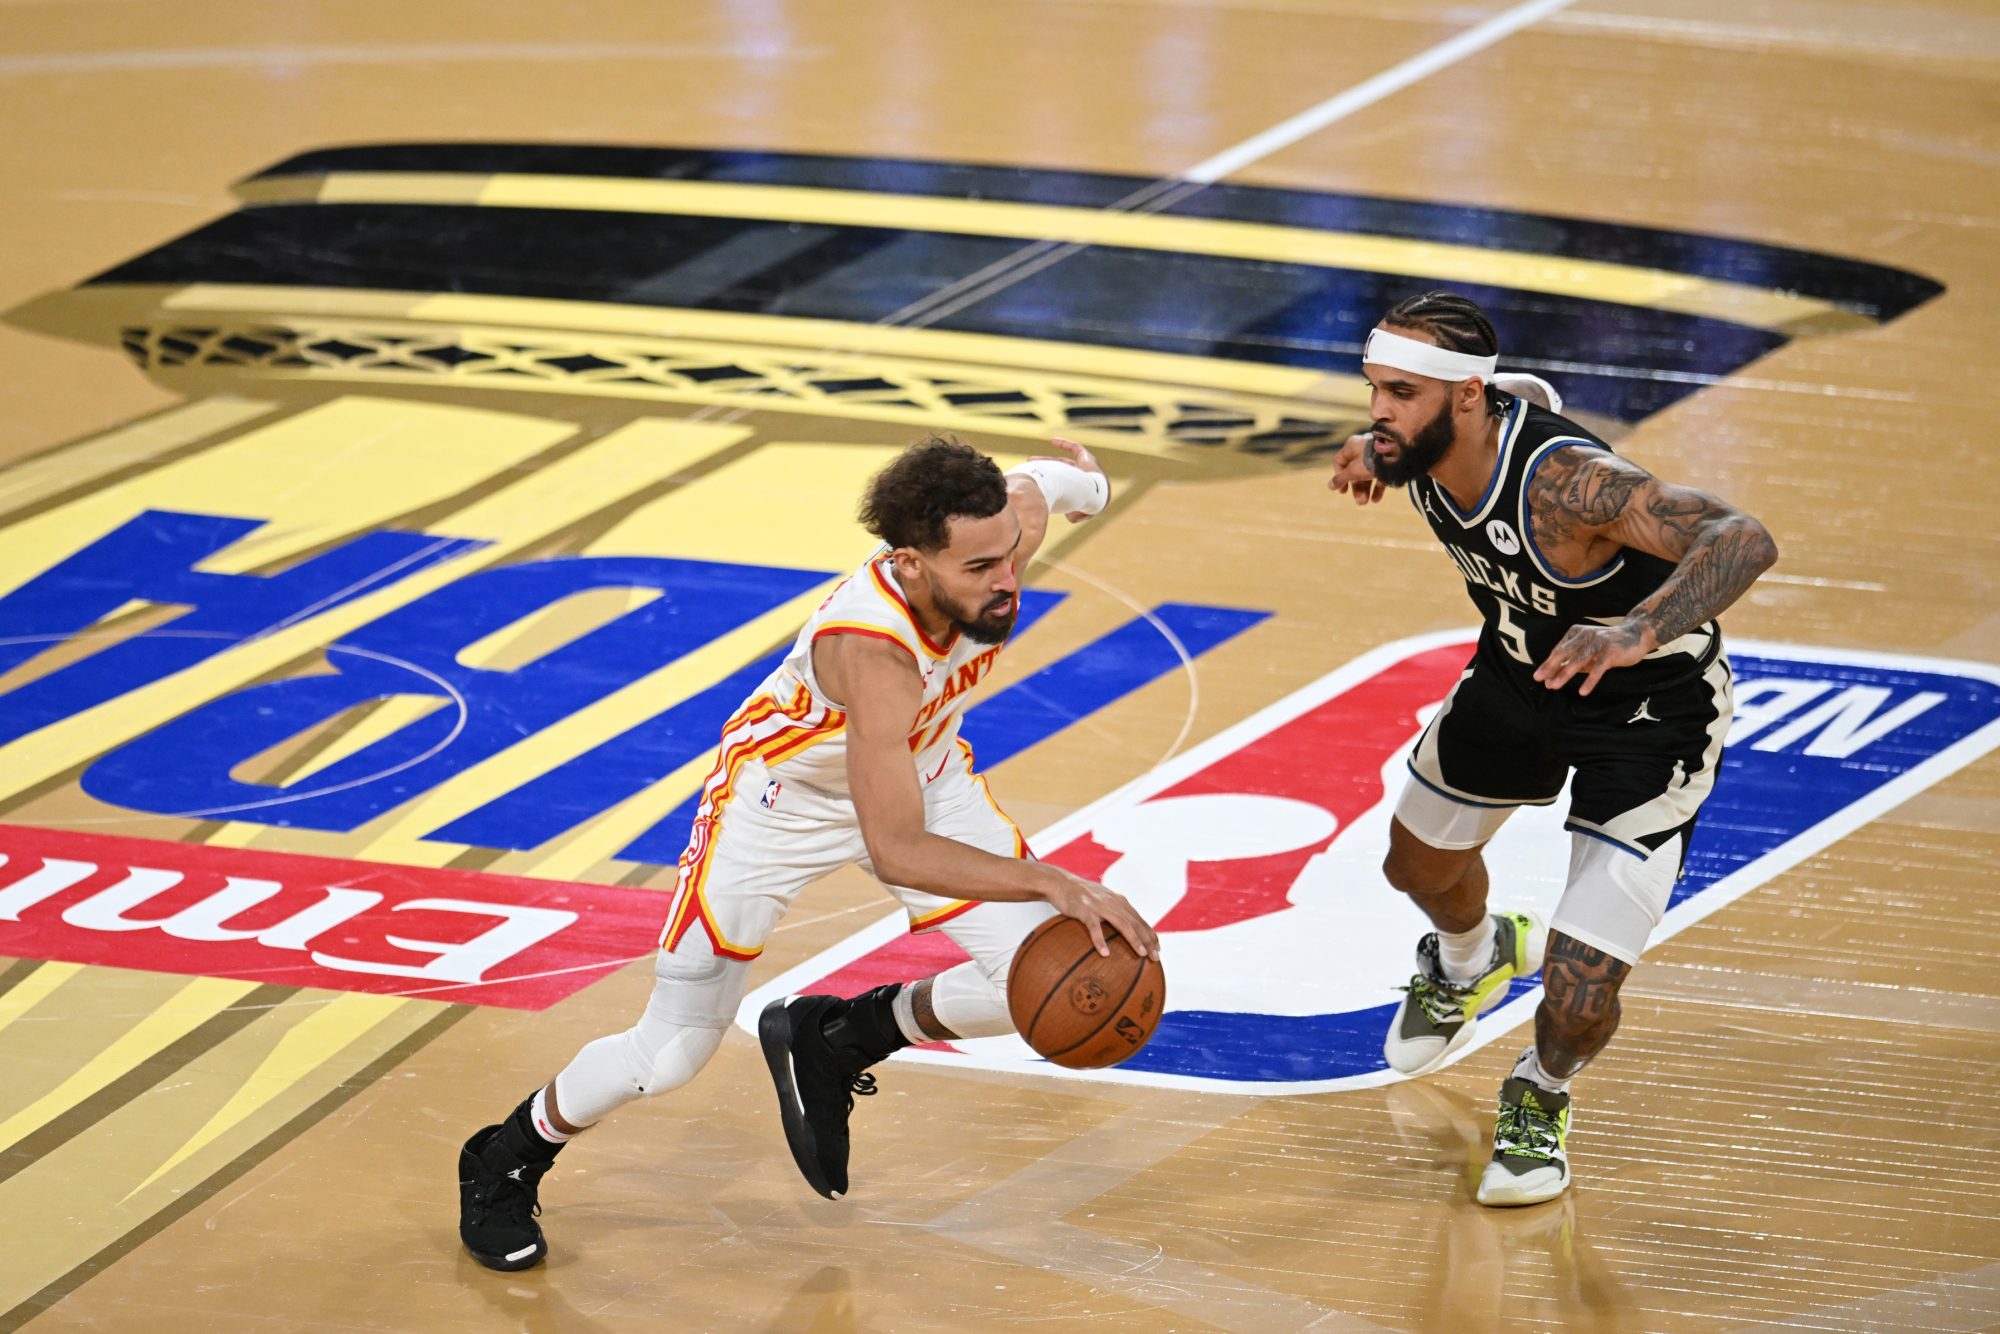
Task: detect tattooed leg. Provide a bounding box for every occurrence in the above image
[906,978,963,1043]
[1535,932,1632,1079]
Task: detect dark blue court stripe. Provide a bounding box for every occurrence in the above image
[88,204,1789,420]
[956,602,1268,771]
[241,144,1939,319]
[613,600,1266,866]
[431,589,1067,856]
[1117,976,1541,1082]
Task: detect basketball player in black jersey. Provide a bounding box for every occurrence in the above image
[1328,291,1778,1205]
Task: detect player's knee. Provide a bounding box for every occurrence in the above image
[630,1021,726,1098]
[1382,844,1451,898]
[959,909,1052,997]
[646,943,752,1029]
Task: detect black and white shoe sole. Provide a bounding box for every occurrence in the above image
[758,996,838,1200]
[462,1236,548,1272]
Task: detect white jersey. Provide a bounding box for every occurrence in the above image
[689,549,1010,812]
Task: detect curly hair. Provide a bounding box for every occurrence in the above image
[859,435,1009,552]
[1381,290,1509,416]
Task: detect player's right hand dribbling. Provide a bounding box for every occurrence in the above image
[1039,866,1159,959]
[1327,432,1387,505]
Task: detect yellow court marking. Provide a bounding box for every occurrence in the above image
[84,287,1323,464]
[0,962,84,1038]
[260,588,673,792]
[25,283,1366,405]
[341,438,896,867]
[0,411,747,810]
[351,579,842,870]
[342,441,1109,873]
[0,394,563,590]
[454,586,667,673]
[591,439,893,568]
[0,975,260,1156]
[0,397,277,522]
[503,445,1116,880]
[120,990,407,1199]
[518,749,715,882]
[237,173,1853,331]
[259,697,455,793]
[356,289,1374,402]
[344,440,884,868]
[165,359,1308,461]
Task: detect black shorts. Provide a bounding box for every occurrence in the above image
[1406,647,1735,858]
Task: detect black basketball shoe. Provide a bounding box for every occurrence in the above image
[759,993,886,1199]
[458,1124,551,1270]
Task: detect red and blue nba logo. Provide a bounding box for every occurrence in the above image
[743,631,2000,1094]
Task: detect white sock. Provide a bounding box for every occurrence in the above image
[530,1085,578,1143]
[1512,1046,1572,1094]
[1438,915,1497,985]
[890,982,930,1045]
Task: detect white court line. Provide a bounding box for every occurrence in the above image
[1183,0,1584,182]
[694,0,1588,770]
[894,0,1585,328]
[702,0,1588,388]
[902,8,1572,1321]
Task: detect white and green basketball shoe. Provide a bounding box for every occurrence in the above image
[1383,910,1546,1076]
[1477,1067,1572,1206]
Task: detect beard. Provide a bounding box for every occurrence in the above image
[938,585,1019,645]
[1365,396,1457,486]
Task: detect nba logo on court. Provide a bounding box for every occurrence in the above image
[745,631,2000,1095]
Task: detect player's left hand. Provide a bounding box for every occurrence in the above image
[1327,432,1387,505]
[1031,437,1110,522]
[1533,620,1658,696]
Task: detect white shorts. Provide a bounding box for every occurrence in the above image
[1393,780,1684,967]
[660,739,1052,971]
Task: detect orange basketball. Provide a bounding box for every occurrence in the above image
[1007,915,1166,1069]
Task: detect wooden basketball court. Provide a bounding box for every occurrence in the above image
[1,1,1996,1329]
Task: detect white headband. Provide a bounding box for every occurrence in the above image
[1363,327,1498,383]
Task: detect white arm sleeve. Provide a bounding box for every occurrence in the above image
[1008,459,1109,517]
[1492,372,1564,414]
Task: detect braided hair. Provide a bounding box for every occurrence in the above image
[1381,291,1509,416]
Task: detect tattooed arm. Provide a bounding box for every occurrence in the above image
[1528,448,1779,695]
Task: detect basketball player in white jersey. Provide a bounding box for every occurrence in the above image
[458,436,1159,1271]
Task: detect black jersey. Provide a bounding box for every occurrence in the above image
[1406,398,1721,697]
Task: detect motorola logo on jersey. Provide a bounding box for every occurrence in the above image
[744,632,2000,1094]
[1486,519,1522,555]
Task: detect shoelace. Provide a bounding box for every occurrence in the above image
[1400,972,1473,1026]
[848,1072,879,1101]
[1493,1099,1563,1161]
[471,1172,542,1225]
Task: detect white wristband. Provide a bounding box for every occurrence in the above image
[1009,460,1108,518]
